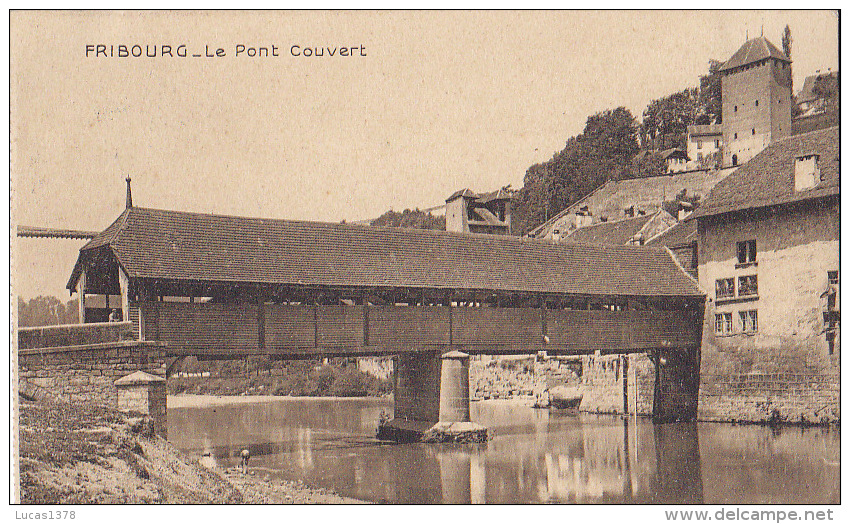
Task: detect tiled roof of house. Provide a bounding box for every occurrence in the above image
[687,124,722,137]
[719,36,790,72]
[646,220,697,248]
[446,188,479,202]
[68,207,702,297]
[691,126,839,219]
[564,215,653,245]
[476,188,513,203]
[447,187,512,204]
[660,148,689,161]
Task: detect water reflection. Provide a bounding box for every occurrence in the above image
[168,397,839,504]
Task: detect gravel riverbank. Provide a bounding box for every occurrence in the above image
[16,398,364,504]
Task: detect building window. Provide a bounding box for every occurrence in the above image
[752,128,756,135]
[734,105,738,112]
[697,152,703,161]
[716,278,735,299]
[755,100,759,107]
[740,310,758,333]
[697,140,703,150]
[795,155,820,191]
[734,132,738,139]
[737,240,756,265]
[828,270,839,285]
[739,275,759,296]
[732,154,738,166]
[715,139,720,148]
[715,313,733,335]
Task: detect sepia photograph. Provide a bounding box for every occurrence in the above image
[8,9,841,510]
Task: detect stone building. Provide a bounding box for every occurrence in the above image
[690,125,839,423]
[686,124,723,170]
[660,148,690,173]
[719,36,792,167]
[445,188,512,235]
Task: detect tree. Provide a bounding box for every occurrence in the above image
[782,25,794,96]
[17,296,80,327]
[511,107,640,235]
[698,59,723,124]
[628,151,668,179]
[812,72,840,113]
[641,88,699,149]
[782,25,792,60]
[370,208,446,230]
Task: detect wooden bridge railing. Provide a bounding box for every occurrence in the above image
[137,301,702,357]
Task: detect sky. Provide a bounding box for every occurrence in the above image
[10,10,840,300]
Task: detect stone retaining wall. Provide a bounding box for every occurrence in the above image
[18,321,135,349]
[18,342,167,407]
[698,347,840,424]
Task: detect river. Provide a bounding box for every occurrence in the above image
[167,395,839,504]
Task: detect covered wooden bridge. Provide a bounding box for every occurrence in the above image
[67,206,704,357]
[67,205,706,435]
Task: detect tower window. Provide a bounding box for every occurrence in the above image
[734,105,738,112]
[734,133,738,139]
[755,100,759,107]
[752,128,756,135]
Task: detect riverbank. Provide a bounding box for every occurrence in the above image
[167,359,392,398]
[16,398,364,504]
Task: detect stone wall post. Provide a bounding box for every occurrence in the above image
[114,371,168,438]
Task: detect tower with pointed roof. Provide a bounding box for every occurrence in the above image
[720,36,792,167]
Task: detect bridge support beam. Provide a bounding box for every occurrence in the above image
[378,350,488,443]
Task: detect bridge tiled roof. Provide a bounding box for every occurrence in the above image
[69,207,703,298]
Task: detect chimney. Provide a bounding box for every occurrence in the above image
[125,176,133,208]
[678,201,694,221]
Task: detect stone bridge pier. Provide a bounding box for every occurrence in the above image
[378,349,488,442]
